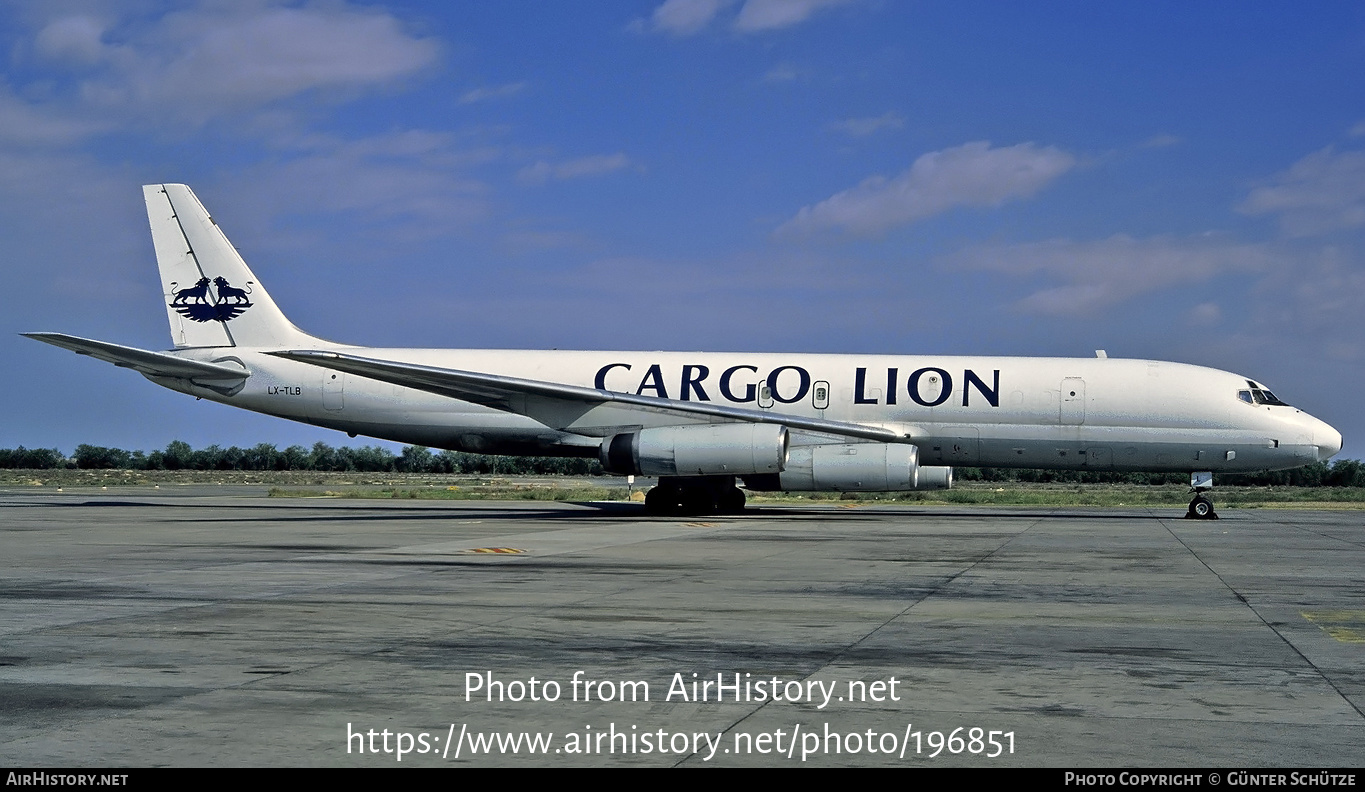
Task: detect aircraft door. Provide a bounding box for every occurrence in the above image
[1060,378,1085,425]
[323,370,345,411]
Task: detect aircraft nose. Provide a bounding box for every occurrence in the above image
[1316,420,1343,462]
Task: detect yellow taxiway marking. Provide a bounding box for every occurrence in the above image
[1302,610,1365,644]
[465,547,527,555]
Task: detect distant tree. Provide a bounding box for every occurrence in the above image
[351,446,397,472]
[240,443,277,471]
[397,446,435,473]
[221,446,246,470]
[308,442,340,471]
[282,445,310,470]
[434,449,463,473]
[0,446,66,469]
[161,440,193,470]
[1327,459,1365,487]
[192,444,225,470]
[73,444,130,469]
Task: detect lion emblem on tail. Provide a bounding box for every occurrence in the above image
[171,277,212,305]
[169,276,254,322]
[214,277,253,305]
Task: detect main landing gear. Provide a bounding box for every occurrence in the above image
[1185,471,1219,520]
[644,476,747,516]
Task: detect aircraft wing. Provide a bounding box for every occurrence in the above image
[270,349,909,444]
[23,333,250,381]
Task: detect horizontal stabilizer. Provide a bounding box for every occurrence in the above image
[23,333,250,382]
[270,349,908,444]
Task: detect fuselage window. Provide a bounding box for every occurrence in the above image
[812,381,830,410]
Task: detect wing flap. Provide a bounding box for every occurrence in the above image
[23,333,250,381]
[270,349,907,443]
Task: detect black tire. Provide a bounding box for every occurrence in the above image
[644,486,676,515]
[1188,495,1214,519]
[678,487,716,516]
[718,487,747,514]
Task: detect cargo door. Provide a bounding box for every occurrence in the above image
[323,370,345,411]
[1060,378,1085,425]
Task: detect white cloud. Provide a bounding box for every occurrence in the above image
[16,3,439,128]
[1239,146,1365,236]
[733,0,852,32]
[0,6,481,258]
[638,0,850,36]
[518,153,633,184]
[644,0,735,36]
[950,234,1273,315]
[1349,120,1365,138]
[0,87,102,145]
[34,15,107,64]
[777,141,1076,237]
[829,112,903,138]
[1246,245,1365,362]
[459,82,527,105]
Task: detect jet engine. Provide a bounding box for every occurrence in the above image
[599,423,789,477]
[913,464,953,490]
[743,442,953,492]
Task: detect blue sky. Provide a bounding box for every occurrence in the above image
[2,0,1363,460]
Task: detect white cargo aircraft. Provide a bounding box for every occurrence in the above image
[26,184,1343,517]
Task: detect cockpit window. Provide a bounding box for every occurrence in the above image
[1237,388,1291,407]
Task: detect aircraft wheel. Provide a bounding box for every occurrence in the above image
[1187,495,1217,520]
[644,486,678,515]
[717,487,747,514]
[678,487,716,516]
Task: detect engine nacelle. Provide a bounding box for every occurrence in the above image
[600,423,789,477]
[913,465,953,490]
[742,443,953,492]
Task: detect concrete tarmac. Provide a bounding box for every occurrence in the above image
[1,486,1362,767]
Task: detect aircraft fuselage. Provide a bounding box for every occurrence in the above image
[157,346,1338,473]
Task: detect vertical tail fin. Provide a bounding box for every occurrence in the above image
[145,184,314,349]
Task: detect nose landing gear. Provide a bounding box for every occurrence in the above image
[1187,494,1217,519]
[1185,471,1219,520]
